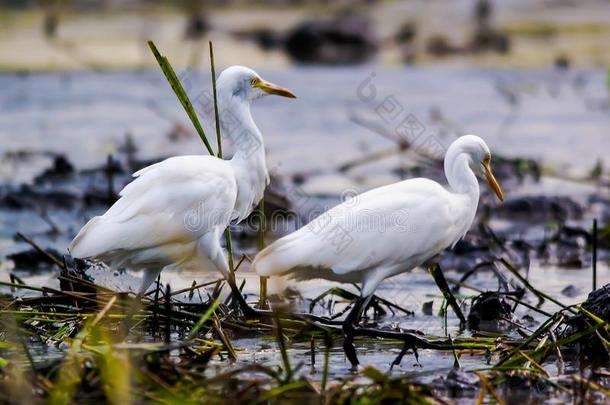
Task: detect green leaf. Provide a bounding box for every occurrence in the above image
[147,40,215,156]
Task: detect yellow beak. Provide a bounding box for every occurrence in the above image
[254,79,297,99]
[482,157,504,202]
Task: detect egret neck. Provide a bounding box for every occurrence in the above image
[220,93,269,222]
[443,140,480,237]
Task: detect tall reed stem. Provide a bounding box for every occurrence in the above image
[258,197,267,308]
[208,41,236,280]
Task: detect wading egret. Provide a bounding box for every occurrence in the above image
[69,66,296,296]
[253,134,504,365]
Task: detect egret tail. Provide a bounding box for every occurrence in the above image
[69,216,109,258]
[252,232,311,277]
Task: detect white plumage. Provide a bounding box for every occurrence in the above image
[254,135,504,299]
[69,65,296,294]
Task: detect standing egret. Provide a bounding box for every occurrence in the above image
[69,66,296,296]
[253,135,504,365]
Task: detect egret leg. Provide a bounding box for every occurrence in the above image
[118,267,161,338]
[138,268,163,298]
[202,233,260,316]
[342,295,372,367]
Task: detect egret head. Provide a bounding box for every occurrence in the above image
[452,135,504,201]
[217,65,296,103]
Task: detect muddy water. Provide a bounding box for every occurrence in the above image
[1,68,610,400]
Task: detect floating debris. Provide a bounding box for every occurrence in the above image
[467,291,514,332]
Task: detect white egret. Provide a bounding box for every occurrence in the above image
[253,135,504,365]
[69,66,296,296]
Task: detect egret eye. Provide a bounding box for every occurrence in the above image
[250,77,259,87]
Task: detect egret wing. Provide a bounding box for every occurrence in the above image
[254,178,468,278]
[70,156,237,259]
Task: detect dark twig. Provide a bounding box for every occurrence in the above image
[592,218,598,291]
[164,285,171,344]
[499,258,572,312]
[16,232,65,270]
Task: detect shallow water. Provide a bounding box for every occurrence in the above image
[1,67,609,184]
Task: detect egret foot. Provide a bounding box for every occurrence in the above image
[309,287,413,319]
[342,322,360,367]
[390,341,419,370]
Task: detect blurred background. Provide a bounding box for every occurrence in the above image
[2,0,610,69]
[1,0,610,304]
[2,0,610,179]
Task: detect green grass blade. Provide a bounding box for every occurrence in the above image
[188,296,222,339]
[576,305,610,332]
[147,40,215,155]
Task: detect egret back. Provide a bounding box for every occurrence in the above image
[253,178,472,280]
[69,155,238,261]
